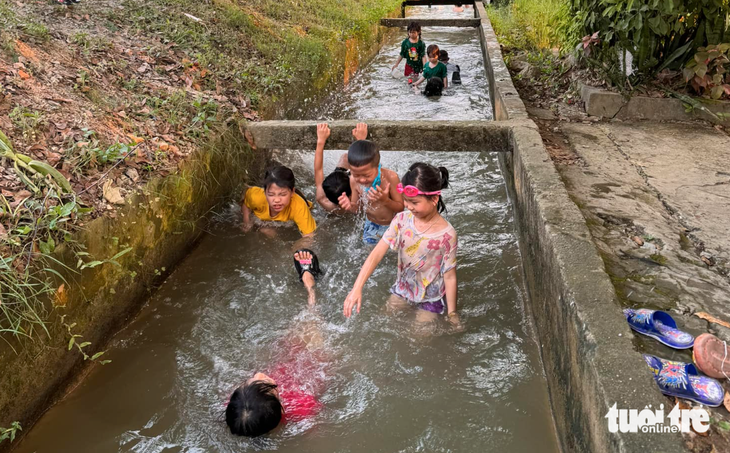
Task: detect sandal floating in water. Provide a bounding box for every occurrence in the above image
[623,308,694,349]
[643,354,724,407]
[293,249,322,283]
[693,333,730,380]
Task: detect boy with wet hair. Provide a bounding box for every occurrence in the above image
[313,123,368,213]
[339,124,404,244]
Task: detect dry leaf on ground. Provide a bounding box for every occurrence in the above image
[102,180,125,205]
[695,312,730,329]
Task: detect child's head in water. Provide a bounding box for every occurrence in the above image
[262,166,306,215]
[399,162,450,216]
[226,372,283,437]
[424,77,444,97]
[321,168,351,204]
[347,140,381,187]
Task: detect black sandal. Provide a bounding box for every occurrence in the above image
[293,249,322,283]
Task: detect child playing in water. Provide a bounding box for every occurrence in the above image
[438,50,462,85]
[343,163,459,326]
[241,165,316,236]
[391,21,426,81]
[241,166,321,304]
[226,314,326,437]
[337,124,404,244]
[314,123,368,213]
[412,45,448,92]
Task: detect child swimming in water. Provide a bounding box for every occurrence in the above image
[241,166,321,304]
[225,313,326,437]
[337,124,405,244]
[343,163,459,326]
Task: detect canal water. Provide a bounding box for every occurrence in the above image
[14,6,559,453]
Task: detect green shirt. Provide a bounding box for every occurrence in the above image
[400,38,425,73]
[423,61,447,81]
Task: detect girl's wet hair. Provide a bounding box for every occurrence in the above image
[402,162,450,213]
[427,44,440,58]
[322,169,352,204]
[424,77,444,97]
[262,165,309,204]
[347,140,380,168]
[226,381,283,437]
[407,21,421,35]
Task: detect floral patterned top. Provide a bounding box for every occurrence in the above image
[382,211,458,303]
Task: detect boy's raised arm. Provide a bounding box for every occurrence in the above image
[314,123,339,212]
[314,123,330,187]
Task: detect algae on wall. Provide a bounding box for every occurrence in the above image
[0,123,259,451]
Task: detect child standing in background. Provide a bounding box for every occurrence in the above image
[391,21,426,82]
[412,45,448,91]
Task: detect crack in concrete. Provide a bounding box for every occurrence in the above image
[598,125,730,283]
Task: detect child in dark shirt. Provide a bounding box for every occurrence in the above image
[391,21,426,80]
[412,45,448,91]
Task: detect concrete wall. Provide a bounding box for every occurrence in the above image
[0,125,259,453]
[476,3,686,453]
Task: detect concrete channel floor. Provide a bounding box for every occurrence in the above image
[554,120,730,348]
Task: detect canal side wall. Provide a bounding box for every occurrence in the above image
[0,11,401,448]
[0,125,259,453]
[477,3,685,453]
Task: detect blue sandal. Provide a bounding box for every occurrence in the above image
[643,354,725,407]
[623,308,694,349]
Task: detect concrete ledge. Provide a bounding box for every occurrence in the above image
[581,83,730,126]
[476,2,528,121]
[403,0,474,5]
[381,18,480,27]
[245,120,517,151]
[503,124,685,453]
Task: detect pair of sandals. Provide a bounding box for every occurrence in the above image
[624,308,728,407]
[293,249,322,283]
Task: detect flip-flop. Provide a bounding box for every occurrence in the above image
[693,333,730,380]
[293,249,322,283]
[623,308,695,349]
[643,354,725,407]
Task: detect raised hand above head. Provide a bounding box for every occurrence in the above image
[352,123,368,141]
[317,123,331,143]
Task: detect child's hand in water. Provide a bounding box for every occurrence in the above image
[338,192,354,212]
[352,123,368,141]
[316,123,330,144]
[447,312,464,332]
[367,182,391,203]
[343,288,362,317]
[241,221,253,232]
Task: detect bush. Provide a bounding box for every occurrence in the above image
[488,0,580,52]
[684,44,730,99]
[571,0,730,81]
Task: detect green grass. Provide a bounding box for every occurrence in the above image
[488,0,579,52]
[110,0,401,107]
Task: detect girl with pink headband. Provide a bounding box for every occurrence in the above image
[343,162,460,327]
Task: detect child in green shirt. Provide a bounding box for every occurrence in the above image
[391,21,426,79]
[412,45,448,91]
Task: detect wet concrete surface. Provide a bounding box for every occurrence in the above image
[557,121,730,347]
